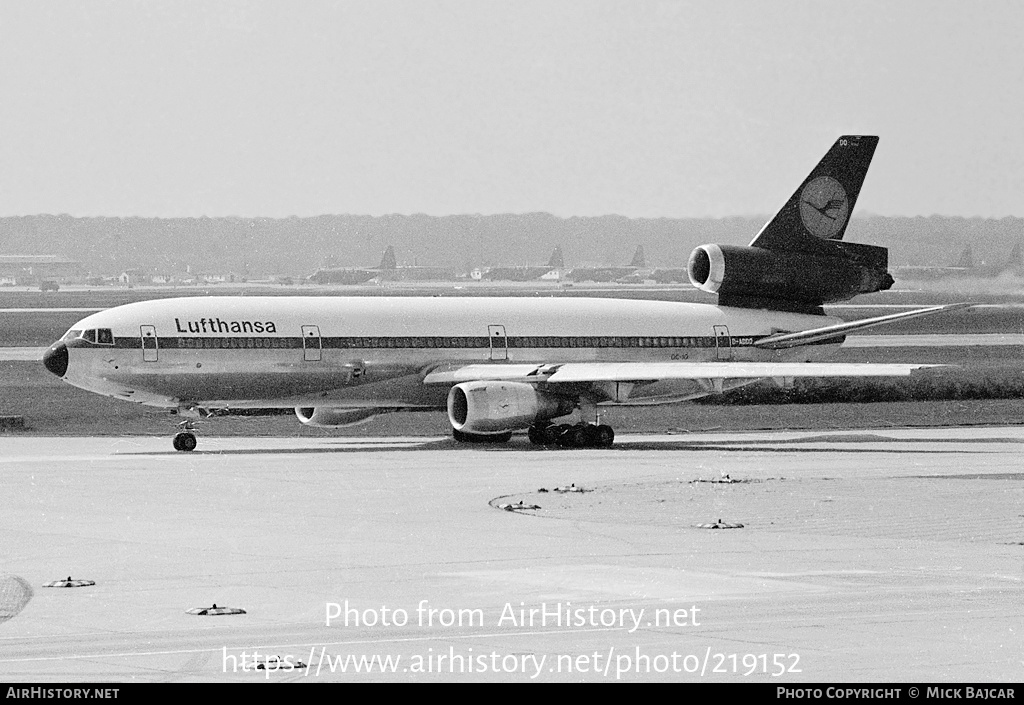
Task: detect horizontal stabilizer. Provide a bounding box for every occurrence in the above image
[753,303,974,349]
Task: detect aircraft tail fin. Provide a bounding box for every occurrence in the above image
[548,246,565,269]
[378,246,397,270]
[689,136,893,314]
[750,135,878,252]
[953,246,974,269]
[628,245,646,268]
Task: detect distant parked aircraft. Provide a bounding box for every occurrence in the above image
[567,246,652,283]
[307,247,397,285]
[309,246,459,284]
[894,244,1024,281]
[480,246,566,282]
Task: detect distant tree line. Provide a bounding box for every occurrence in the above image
[0,213,1021,278]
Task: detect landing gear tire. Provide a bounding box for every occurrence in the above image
[528,423,558,446]
[594,424,615,447]
[554,423,616,449]
[453,429,512,444]
[173,432,197,452]
[566,425,590,448]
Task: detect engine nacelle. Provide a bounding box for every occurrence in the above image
[687,243,893,309]
[447,381,575,434]
[295,407,380,428]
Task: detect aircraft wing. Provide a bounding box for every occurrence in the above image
[422,361,941,385]
[753,303,973,349]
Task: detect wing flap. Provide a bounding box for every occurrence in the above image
[423,364,562,385]
[424,361,943,385]
[543,362,939,382]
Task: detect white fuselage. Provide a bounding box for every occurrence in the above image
[55,296,841,410]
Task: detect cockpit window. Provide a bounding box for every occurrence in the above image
[59,328,113,344]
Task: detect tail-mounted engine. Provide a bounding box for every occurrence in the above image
[686,136,895,313]
[687,241,894,313]
[447,381,575,434]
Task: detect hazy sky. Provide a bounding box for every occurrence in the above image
[0,0,1021,218]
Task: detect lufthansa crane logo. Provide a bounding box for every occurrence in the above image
[799,176,849,239]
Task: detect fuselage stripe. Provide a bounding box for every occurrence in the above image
[65,334,840,351]
[84,335,734,350]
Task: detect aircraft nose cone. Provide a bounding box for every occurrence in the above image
[43,342,68,377]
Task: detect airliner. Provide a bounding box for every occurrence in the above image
[42,136,966,451]
[568,245,651,283]
[306,246,397,285]
[481,246,565,281]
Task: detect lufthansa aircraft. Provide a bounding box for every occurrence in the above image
[43,136,964,451]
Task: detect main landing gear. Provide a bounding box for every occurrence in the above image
[172,420,198,452]
[528,422,614,448]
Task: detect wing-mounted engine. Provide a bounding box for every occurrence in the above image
[447,381,575,434]
[295,407,380,427]
[688,242,894,313]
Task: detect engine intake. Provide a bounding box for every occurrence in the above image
[688,243,893,311]
[295,407,380,428]
[447,381,574,434]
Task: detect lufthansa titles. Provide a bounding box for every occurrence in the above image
[175,317,277,334]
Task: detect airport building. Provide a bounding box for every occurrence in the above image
[0,255,85,285]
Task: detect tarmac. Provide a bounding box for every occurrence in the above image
[0,429,1022,682]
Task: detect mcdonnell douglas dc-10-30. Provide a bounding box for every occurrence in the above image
[43,136,965,451]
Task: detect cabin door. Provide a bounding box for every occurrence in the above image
[302,325,322,362]
[714,325,732,361]
[140,325,159,362]
[488,325,508,361]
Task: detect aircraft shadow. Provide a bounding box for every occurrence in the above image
[674,435,1024,445]
[605,443,987,454]
[117,437,993,456]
